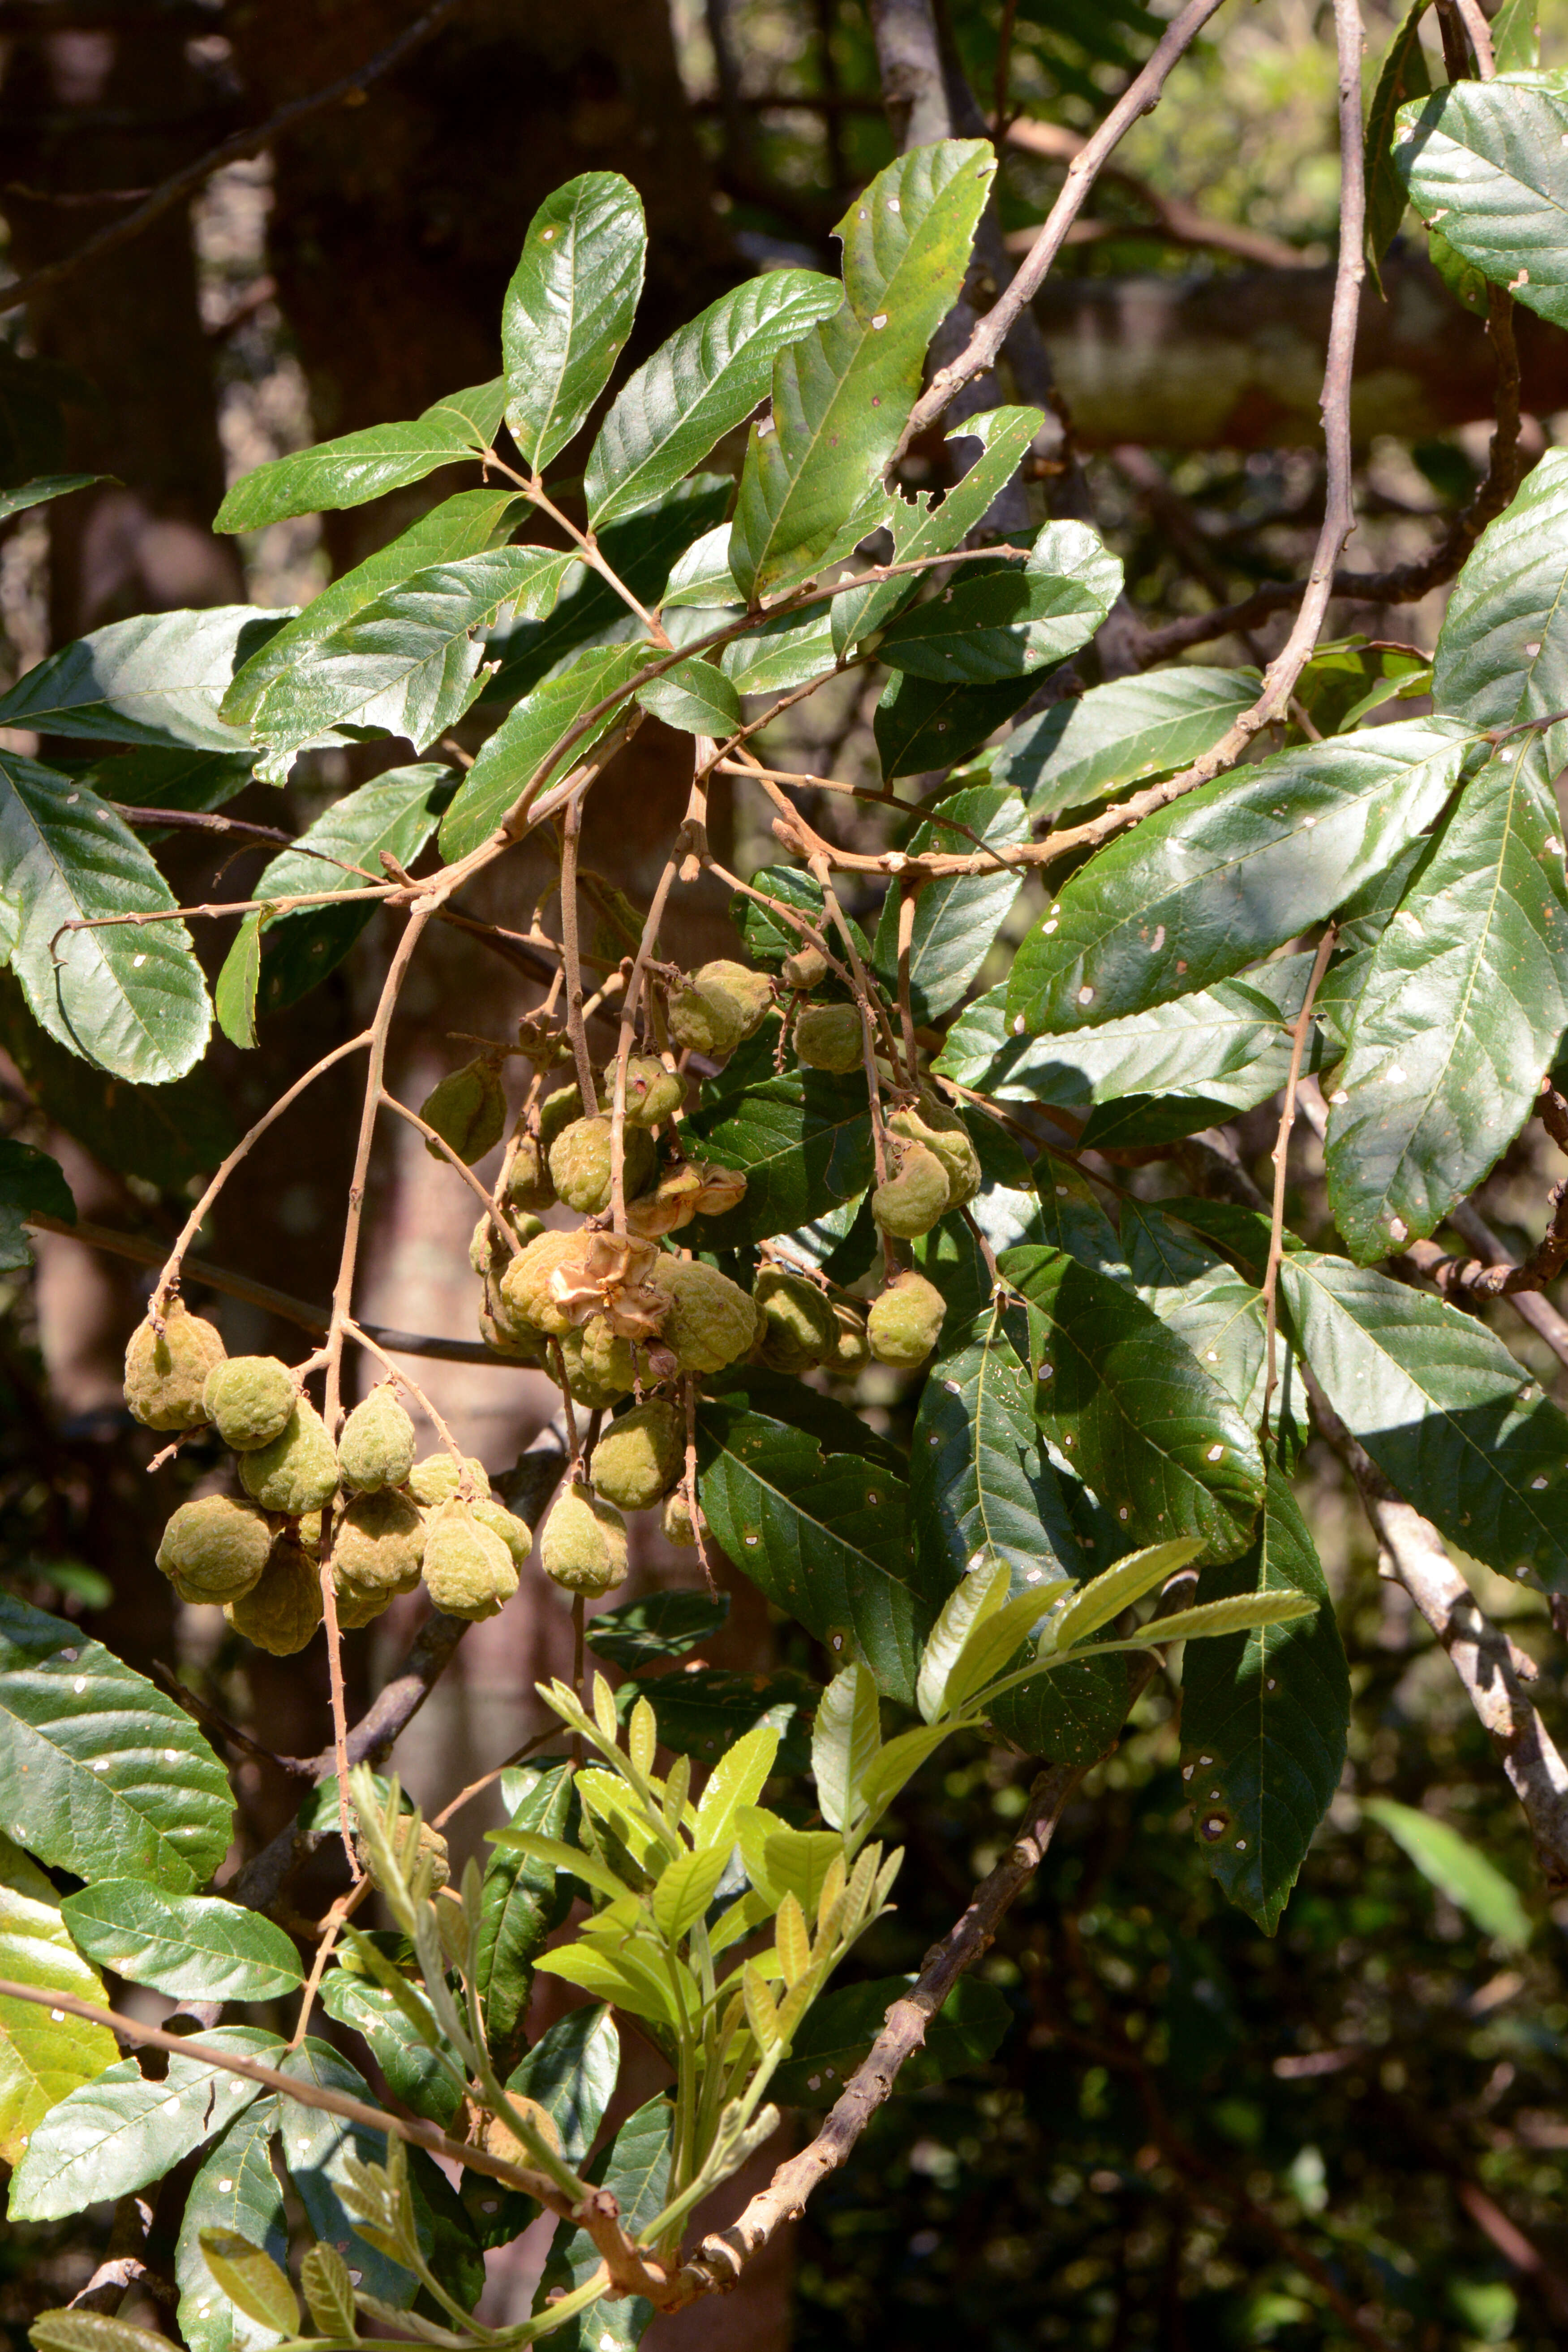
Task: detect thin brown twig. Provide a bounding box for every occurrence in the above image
[557,788,600,1117]
[378,1089,519,1257]
[894,880,921,1078]
[1260,926,1336,1441]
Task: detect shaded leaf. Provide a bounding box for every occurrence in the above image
[771,1974,1011,2107]
[438,642,648,861]
[1363,1797,1531,1947]
[1395,74,1568,331]
[0,474,112,523]
[1432,445,1568,773]
[0,752,211,1082]
[275,2041,415,2309]
[317,1970,460,2129]
[0,1138,73,1274]
[635,655,740,735]
[992,666,1259,818]
[0,1594,233,1891]
[175,2103,288,2352]
[0,607,277,750]
[871,784,1030,1022]
[504,172,646,470]
[1365,0,1432,270]
[1180,1473,1349,1934]
[30,2317,171,2352]
[216,380,508,530]
[911,1303,1083,1587]
[60,1882,302,2003]
[509,2003,620,2170]
[875,522,1121,684]
[583,1592,730,1671]
[874,668,1039,780]
[473,1762,575,2081]
[537,2097,671,2352]
[641,1667,814,1776]
[683,1022,874,1247]
[0,1831,116,2168]
[80,745,258,830]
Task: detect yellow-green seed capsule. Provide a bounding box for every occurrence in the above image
[502,1127,556,1215]
[557,1316,637,1409]
[419,1057,508,1165]
[238,1399,340,1515]
[867,1270,947,1370]
[605,1054,685,1129]
[667,960,773,1057]
[338,1388,417,1494]
[334,1574,396,1631]
[202,1355,296,1452]
[887,1095,982,1207]
[872,1140,952,1240]
[793,1004,863,1074]
[661,1489,705,1549]
[406,1452,489,1508]
[124,1301,226,1432]
[498,1229,589,1338]
[648,1257,756,1374]
[472,1495,533,1571]
[828,1302,870,1372]
[157,1494,274,1603]
[753,1265,835,1373]
[541,1483,629,1596]
[226,1539,322,1654]
[334,1488,426,1594]
[591,1399,685,1512]
[547,1115,657,1215]
[781,942,830,992]
[421,1499,519,1620]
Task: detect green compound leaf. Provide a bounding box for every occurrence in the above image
[772,1974,1012,2107]
[1001,1245,1266,1564]
[216,379,508,531]
[1180,1472,1349,1935]
[586,268,842,526]
[911,1304,1083,1586]
[0,1594,233,1892]
[874,521,1121,684]
[0,1831,117,2168]
[682,1021,874,1247]
[175,2103,289,2352]
[1325,737,1568,1260]
[8,2029,281,2221]
[0,1138,73,1274]
[0,606,277,750]
[730,138,996,599]
[1363,1797,1532,1948]
[1365,0,1432,271]
[697,1393,938,1706]
[874,668,1039,779]
[871,784,1030,1023]
[504,171,646,471]
[60,1882,302,2003]
[438,641,648,861]
[1007,719,1476,1036]
[992,666,1259,818]
[1432,446,1568,774]
[0,752,211,1082]
[1395,73,1568,331]
[1277,1251,1568,1588]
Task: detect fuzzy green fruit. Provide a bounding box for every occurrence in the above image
[238,1400,340,1515]
[339,1388,417,1494]
[422,1499,519,1620]
[548,1115,657,1216]
[753,1265,835,1373]
[498,1229,587,1338]
[793,1003,863,1074]
[661,1489,705,1549]
[649,1256,757,1374]
[867,1271,947,1370]
[334,1488,426,1594]
[360,1816,450,1895]
[407,1452,489,1508]
[335,1575,395,1630]
[226,1539,322,1654]
[125,1301,226,1432]
[472,1495,533,1571]
[667,960,772,1057]
[828,1302,870,1372]
[781,942,830,991]
[887,1096,981,1208]
[558,1316,637,1408]
[469,1209,542,1279]
[202,1355,296,1452]
[502,1129,556,1215]
[419,1057,507,1164]
[606,1054,685,1128]
[541,1483,629,1596]
[872,1140,951,1240]
[157,1494,273,1604]
[592,1399,684,1512]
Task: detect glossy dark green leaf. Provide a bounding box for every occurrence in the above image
[85,746,258,831]
[1180,1472,1349,1934]
[1365,0,1432,270]
[874,668,1038,779]
[642,1667,814,1775]
[60,1882,302,2002]
[276,2040,415,2309]
[1278,1251,1568,1586]
[0,1832,117,2167]
[0,1594,233,1891]
[1007,719,1476,1036]
[1432,447,1568,771]
[1026,1155,1126,1279]
[1121,1199,1284,1439]
[1293,636,1431,738]
[586,269,841,526]
[217,380,507,531]
[175,2102,288,2352]
[222,489,528,729]
[771,1974,1012,2107]
[730,862,869,967]
[1396,74,1568,330]
[537,2096,670,2352]
[635,655,740,735]
[219,763,451,1033]
[831,405,1043,655]
[504,172,646,471]
[317,1970,461,2128]
[718,603,838,694]
[730,139,995,599]
[1325,738,1568,1259]
[0,1138,73,1273]
[0,473,111,523]
[8,2029,280,2220]
[697,1393,937,1705]
[473,1762,575,2081]
[438,641,647,861]
[871,784,1029,1022]
[0,752,211,1082]
[0,973,235,1190]
[245,546,568,778]
[1001,1245,1266,1563]
[682,1022,874,1246]
[988,1646,1133,1767]
[912,1303,1083,1586]
[0,607,278,750]
[584,1592,730,1671]
[875,522,1121,684]
[992,667,1259,817]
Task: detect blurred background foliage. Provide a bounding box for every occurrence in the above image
[3,1,1568,2347]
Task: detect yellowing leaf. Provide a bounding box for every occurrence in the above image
[0,1831,117,2166]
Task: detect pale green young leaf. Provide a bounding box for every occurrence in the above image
[215,908,264,1051]
[916,1561,1012,1724]
[1364,1796,1531,1947]
[483,1829,627,1905]
[1395,75,1568,331]
[0,752,211,1083]
[275,2042,416,2310]
[196,2233,300,2339]
[992,665,1259,818]
[216,380,508,530]
[1491,0,1541,71]
[60,1882,302,2003]
[503,172,646,470]
[944,1581,1070,1715]
[0,1831,117,2167]
[533,1939,684,2029]
[776,1891,811,1986]
[1091,1590,1317,1648]
[693,1719,782,1849]
[299,2244,357,2344]
[744,1962,782,2052]
[750,1818,844,1918]
[437,640,647,860]
[651,1840,733,1942]
[176,2103,288,2352]
[1007,719,1476,1036]
[586,269,842,525]
[855,1722,954,1817]
[875,521,1121,684]
[730,138,996,599]
[811,1663,881,1832]
[1050,1537,1206,1651]
[30,2315,172,2352]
